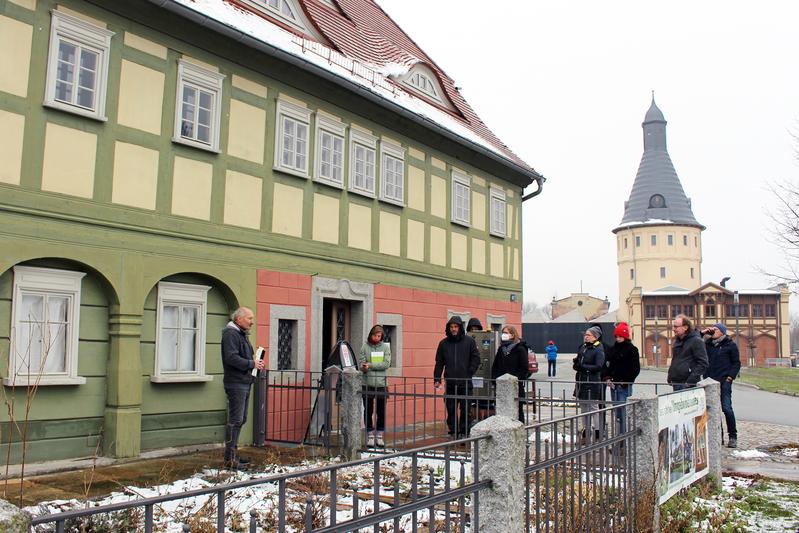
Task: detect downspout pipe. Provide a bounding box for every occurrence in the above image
[521,174,546,202]
[139,0,543,187]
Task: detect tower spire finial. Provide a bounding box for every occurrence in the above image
[651,89,655,102]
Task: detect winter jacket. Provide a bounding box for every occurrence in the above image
[221,321,256,389]
[466,317,484,332]
[667,329,709,385]
[357,340,392,388]
[703,335,741,383]
[574,340,605,400]
[602,340,641,384]
[546,344,558,362]
[433,316,481,382]
[492,340,529,381]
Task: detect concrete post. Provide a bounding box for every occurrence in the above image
[0,500,30,532]
[699,378,723,490]
[340,367,363,460]
[628,391,660,533]
[471,415,525,533]
[494,374,518,420]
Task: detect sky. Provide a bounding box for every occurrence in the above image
[375,0,799,312]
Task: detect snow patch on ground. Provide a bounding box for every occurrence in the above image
[731,449,770,459]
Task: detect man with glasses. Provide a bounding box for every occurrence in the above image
[667,314,708,391]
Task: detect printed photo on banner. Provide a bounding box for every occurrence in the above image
[656,388,709,504]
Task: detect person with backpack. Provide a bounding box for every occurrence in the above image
[491,325,529,423]
[545,340,558,377]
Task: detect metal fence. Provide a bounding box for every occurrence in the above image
[524,403,638,533]
[31,435,491,532]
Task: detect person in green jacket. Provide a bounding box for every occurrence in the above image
[358,325,392,447]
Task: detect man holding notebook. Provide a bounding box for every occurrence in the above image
[221,306,265,470]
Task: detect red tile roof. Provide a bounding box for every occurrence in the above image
[298,0,534,172]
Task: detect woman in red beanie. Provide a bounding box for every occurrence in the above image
[602,322,640,435]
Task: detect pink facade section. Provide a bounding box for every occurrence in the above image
[374,285,522,378]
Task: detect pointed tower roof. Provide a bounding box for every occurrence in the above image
[614,96,704,232]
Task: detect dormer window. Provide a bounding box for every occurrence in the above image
[407,72,439,100]
[239,0,330,42]
[648,194,666,208]
[397,64,456,111]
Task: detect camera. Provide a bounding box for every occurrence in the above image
[701,327,715,336]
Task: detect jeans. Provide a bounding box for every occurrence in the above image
[444,381,473,436]
[363,386,388,432]
[610,384,632,434]
[547,360,556,377]
[224,386,251,464]
[720,381,737,439]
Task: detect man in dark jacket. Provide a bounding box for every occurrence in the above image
[702,322,741,448]
[221,307,265,469]
[603,322,640,434]
[434,316,481,437]
[667,314,708,390]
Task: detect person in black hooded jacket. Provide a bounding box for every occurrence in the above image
[434,315,480,437]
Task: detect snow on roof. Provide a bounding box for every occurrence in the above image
[171,0,535,174]
[550,308,588,323]
[591,309,617,323]
[615,218,677,229]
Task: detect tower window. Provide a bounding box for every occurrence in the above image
[635,236,641,247]
[690,267,695,279]
[651,235,657,246]
[630,268,634,280]
[694,236,698,247]
[683,235,688,246]
[660,266,666,278]
[648,194,666,208]
[667,234,673,246]
[624,238,628,249]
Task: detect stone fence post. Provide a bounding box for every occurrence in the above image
[471,374,525,533]
[340,367,363,460]
[0,500,30,532]
[699,378,723,489]
[494,373,519,420]
[628,391,660,533]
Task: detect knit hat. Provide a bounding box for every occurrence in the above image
[614,322,631,340]
[586,325,602,341]
[548,340,554,345]
[713,323,727,335]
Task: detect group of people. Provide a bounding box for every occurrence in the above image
[568,313,739,448]
[217,307,740,470]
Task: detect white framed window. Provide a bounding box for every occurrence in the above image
[44,10,114,121]
[349,129,377,197]
[152,282,212,383]
[274,99,312,178]
[7,266,87,386]
[398,65,455,110]
[451,170,471,227]
[173,59,225,152]
[489,187,507,237]
[380,141,405,206]
[314,114,346,188]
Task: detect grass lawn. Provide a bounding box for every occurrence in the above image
[737,367,799,395]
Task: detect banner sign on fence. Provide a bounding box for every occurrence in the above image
[657,388,709,504]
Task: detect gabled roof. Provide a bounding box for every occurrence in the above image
[614,97,703,232]
[550,308,588,323]
[160,0,539,183]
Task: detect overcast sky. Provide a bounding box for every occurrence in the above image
[376,0,799,312]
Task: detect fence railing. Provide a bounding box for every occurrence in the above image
[30,434,491,532]
[524,403,638,532]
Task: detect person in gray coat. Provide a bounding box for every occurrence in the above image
[667,314,708,390]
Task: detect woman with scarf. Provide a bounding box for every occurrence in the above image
[491,325,529,423]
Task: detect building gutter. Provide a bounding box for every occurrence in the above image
[139,0,543,189]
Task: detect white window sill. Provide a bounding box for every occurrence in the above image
[273,165,309,180]
[451,219,471,228]
[489,231,506,239]
[151,374,214,384]
[348,187,376,200]
[171,136,220,154]
[313,176,345,190]
[379,196,405,208]
[44,101,107,122]
[3,375,87,387]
